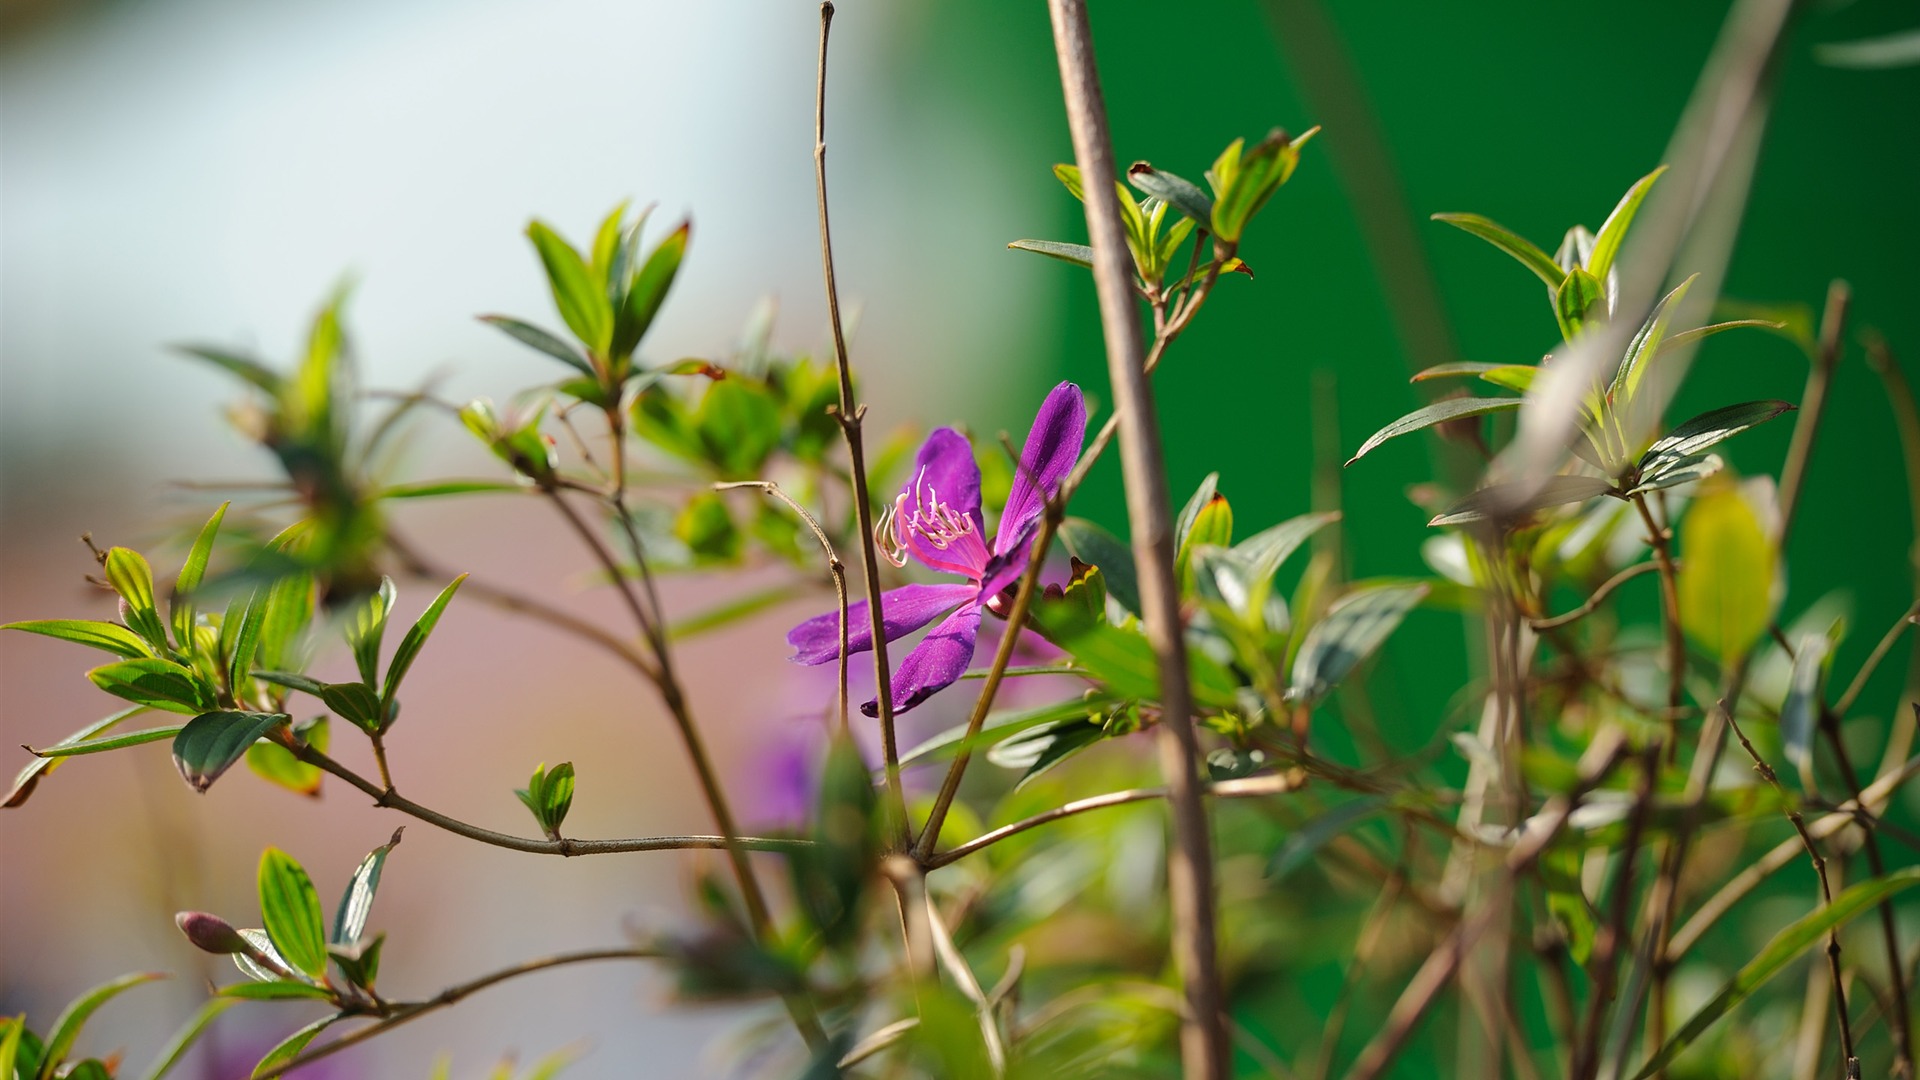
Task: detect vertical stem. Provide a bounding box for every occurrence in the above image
[1822,715,1914,1076]
[1864,336,1920,781]
[1044,3,1227,1076]
[814,0,909,847]
[1633,494,1687,753]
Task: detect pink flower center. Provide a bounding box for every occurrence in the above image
[876,468,985,580]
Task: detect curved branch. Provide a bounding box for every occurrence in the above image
[251,948,658,1079]
[290,743,805,856]
[1529,560,1665,631]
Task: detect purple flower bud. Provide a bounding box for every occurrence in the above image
[175,911,249,954]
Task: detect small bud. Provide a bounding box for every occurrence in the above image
[175,911,248,955]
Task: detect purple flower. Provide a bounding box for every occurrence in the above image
[788,381,1087,715]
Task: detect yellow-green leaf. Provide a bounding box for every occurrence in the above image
[1678,478,1777,665]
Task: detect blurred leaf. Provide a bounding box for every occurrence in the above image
[526,220,611,355]
[1632,866,1920,1078]
[1586,165,1667,286]
[1432,213,1566,289]
[790,735,876,945]
[246,718,326,797]
[88,658,215,715]
[1428,476,1616,527]
[986,713,1109,787]
[5,706,149,807]
[2,620,152,660]
[1126,163,1214,224]
[1290,583,1428,705]
[134,998,238,1080]
[1348,397,1522,465]
[668,583,801,642]
[258,848,329,979]
[0,1017,26,1080]
[254,570,314,677]
[318,681,383,731]
[1211,127,1313,242]
[901,694,1114,768]
[1029,601,1238,709]
[1269,796,1387,879]
[215,981,334,1002]
[1059,518,1140,616]
[1176,494,1232,585]
[1478,365,1539,394]
[1052,162,1085,201]
[1779,634,1828,791]
[36,972,164,1080]
[1611,275,1696,404]
[675,492,742,562]
[345,577,396,689]
[1554,267,1607,341]
[1411,361,1506,382]
[377,479,528,500]
[32,723,184,758]
[382,573,467,713]
[175,345,283,395]
[225,587,268,699]
[173,711,288,793]
[1007,239,1094,269]
[695,379,782,479]
[1816,28,1920,68]
[105,547,169,652]
[1678,478,1777,666]
[170,502,230,650]
[1659,319,1785,356]
[332,828,403,946]
[615,222,688,359]
[478,315,595,376]
[1626,452,1724,497]
[1233,511,1340,620]
[1173,473,1220,554]
[251,1015,340,1080]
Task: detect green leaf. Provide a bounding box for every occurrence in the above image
[251,671,329,697]
[226,587,268,698]
[526,220,611,355]
[173,711,288,793]
[1007,239,1094,269]
[694,378,782,479]
[615,222,687,359]
[175,345,283,395]
[318,681,383,731]
[1586,165,1666,286]
[1815,28,1920,69]
[1058,518,1141,616]
[1432,213,1567,289]
[1428,476,1616,527]
[215,981,334,1001]
[1051,163,1085,201]
[2,620,152,660]
[328,933,385,992]
[1779,634,1828,790]
[32,724,184,758]
[382,573,467,712]
[1554,267,1607,341]
[899,695,1117,769]
[1410,361,1506,382]
[87,658,215,715]
[1269,796,1387,879]
[1476,365,1539,394]
[1610,275,1696,404]
[1176,493,1232,586]
[0,1018,19,1080]
[251,1015,340,1079]
[986,713,1109,788]
[170,502,229,649]
[253,570,314,676]
[246,718,327,797]
[258,848,329,979]
[1290,583,1428,705]
[377,479,528,500]
[1658,319,1785,356]
[1637,400,1794,476]
[1029,604,1239,710]
[35,972,165,1080]
[5,706,149,807]
[1173,473,1220,553]
[134,997,238,1080]
[1678,478,1778,666]
[1632,866,1920,1078]
[1210,127,1313,242]
[105,547,169,652]
[333,828,404,946]
[540,762,575,835]
[1626,452,1724,497]
[1126,163,1214,224]
[1347,397,1522,465]
[675,492,742,562]
[344,577,396,689]
[478,316,594,376]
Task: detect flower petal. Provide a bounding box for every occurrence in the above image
[910,428,983,525]
[862,603,981,716]
[995,382,1087,557]
[787,582,976,665]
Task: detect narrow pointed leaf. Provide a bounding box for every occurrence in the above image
[344,578,395,689]
[1611,275,1696,403]
[1269,796,1389,879]
[382,574,467,709]
[1638,400,1794,473]
[478,316,594,376]
[170,502,229,648]
[1126,163,1214,224]
[36,972,166,1080]
[1632,866,1920,1078]
[1008,239,1094,269]
[105,547,169,651]
[1779,635,1827,789]
[1428,476,1616,527]
[1411,361,1506,382]
[3,620,152,660]
[175,345,284,394]
[1626,452,1724,496]
[1815,28,1920,68]
[5,706,149,807]
[526,221,611,354]
[1348,397,1522,465]
[1174,473,1220,552]
[258,848,329,979]
[1290,583,1428,705]
[251,1015,341,1079]
[136,998,238,1080]
[1658,319,1784,355]
[88,658,215,715]
[1058,518,1141,616]
[1586,165,1667,285]
[333,828,404,946]
[226,587,268,697]
[1554,267,1607,341]
[617,222,688,358]
[172,711,288,793]
[33,724,184,757]
[1432,213,1566,289]
[215,981,334,1001]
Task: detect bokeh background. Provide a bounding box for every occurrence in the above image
[3,0,1917,1075]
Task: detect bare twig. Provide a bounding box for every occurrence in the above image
[1833,600,1920,719]
[814,1,908,845]
[1530,560,1666,631]
[926,893,1007,1074]
[1046,3,1226,1074]
[1633,494,1688,752]
[252,948,658,1079]
[716,480,851,730]
[1866,340,1920,780]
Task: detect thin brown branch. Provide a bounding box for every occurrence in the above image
[1775,281,1848,548]
[1530,560,1666,631]
[1821,714,1914,1075]
[1865,339,1920,780]
[814,0,907,846]
[252,948,658,1079]
[288,742,804,856]
[1833,600,1920,718]
[1633,494,1687,753]
[1047,4,1226,1075]
[717,480,851,731]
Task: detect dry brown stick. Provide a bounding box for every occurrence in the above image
[1821,715,1914,1076]
[1632,494,1688,754]
[813,0,908,847]
[1531,561,1666,632]
[1866,341,1920,780]
[1046,3,1225,1074]
[716,480,850,731]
